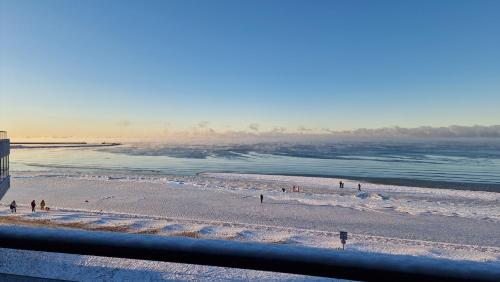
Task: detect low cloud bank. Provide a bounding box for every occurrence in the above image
[201,125,500,141]
[112,124,500,144]
[12,125,500,143]
[335,125,500,138]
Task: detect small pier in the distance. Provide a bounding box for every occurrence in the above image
[10,142,122,149]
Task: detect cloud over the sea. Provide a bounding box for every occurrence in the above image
[148,124,500,143]
[18,125,500,143]
[335,125,500,138]
[249,123,260,131]
[216,125,500,139]
[117,120,132,127]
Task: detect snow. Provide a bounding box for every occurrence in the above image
[1,248,335,281]
[0,171,499,281]
[203,173,500,221]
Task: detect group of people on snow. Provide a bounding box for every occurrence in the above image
[9,199,48,213]
[259,180,364,204]
[339,181,362,191]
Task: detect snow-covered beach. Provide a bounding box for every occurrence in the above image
[1,171,499,281]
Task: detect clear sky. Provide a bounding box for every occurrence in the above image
[1,0,499,140]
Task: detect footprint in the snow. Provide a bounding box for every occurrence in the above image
[197,226,217,235]
[162,224,184,232]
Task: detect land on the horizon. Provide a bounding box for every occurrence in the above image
[10,142,122,149]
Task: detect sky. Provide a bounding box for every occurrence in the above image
[1,0,499,141]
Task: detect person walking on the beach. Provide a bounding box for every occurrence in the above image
[260,194,263,203]
[10,201,16,213]
[31,200,36,212]
[358,183,361,191]
[282,188,285,193]
[40,200,46,211]
[339,181,342,188]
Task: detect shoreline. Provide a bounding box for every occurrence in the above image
[198,171,500,193]
[10,168,500,193]
[5,172,500,240]
[2,176,499,263]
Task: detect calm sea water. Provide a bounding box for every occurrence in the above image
[10,139,500,191]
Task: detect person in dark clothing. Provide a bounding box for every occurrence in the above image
[40,200,46,211]
[31,200,36,212]
[260,194,263,203]
[10,201,16,213]
[358,183,361,191]
[339,181,342,188]
[282,188,285,192]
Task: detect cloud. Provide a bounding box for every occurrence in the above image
[117,120,131,127]
[281,124,497,141]
[139,124,500,144]
[271,127,287,133]
[337,125,500,138]
[298,126,312,132]
[162,122,171,134]
[198,121,209,128]
[249,123,260,131]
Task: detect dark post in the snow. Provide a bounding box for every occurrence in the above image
[340,231,348,250]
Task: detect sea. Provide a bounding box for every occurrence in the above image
[9,139,500,192]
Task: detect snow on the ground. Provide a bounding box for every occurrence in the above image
[203,173,500,222]
[11,170,500,222]
[0,247,337,282]
[1,171,499,281]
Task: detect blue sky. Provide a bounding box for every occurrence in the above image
[1,0,499,140]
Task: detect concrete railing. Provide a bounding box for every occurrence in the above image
[0,225,498,282]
